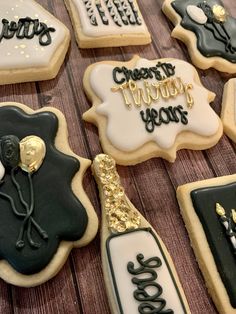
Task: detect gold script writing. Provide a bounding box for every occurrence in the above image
[111,77,194,109]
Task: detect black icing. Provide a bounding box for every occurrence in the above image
[171,0,236,62]
[106,228,187,314]
[191,182,236,307]
[0,106,88,275]
[140,106,188,133]
[113,62,176,84]
[0,135,20,169]
[127,254,174,314]
[0,17,55,46]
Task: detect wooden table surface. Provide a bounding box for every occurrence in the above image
[0,0,236,313]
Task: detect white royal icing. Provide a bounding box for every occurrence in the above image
[72,0,147,37]
[186,5,208,24]
[90,58,220,151]
[107,229,186,313]
[0,0,66,70]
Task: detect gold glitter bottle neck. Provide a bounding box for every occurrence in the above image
[93,154,141,233]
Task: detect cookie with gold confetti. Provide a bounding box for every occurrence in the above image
[162,0,236,73]
[92,154,190,314]
[0,102,98,287]
[0,0,70,85]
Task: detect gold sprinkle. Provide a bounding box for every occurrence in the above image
[20,51,25,54]
[213,5,227,23]
[25,54,30,58]
[14,15,19,19]
[7,52,11,56]
[35,14,39,18]
[216,203,225,216]
[19,44,26,49]
[93,154,141,233]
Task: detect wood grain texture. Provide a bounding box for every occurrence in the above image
[0,0,235,313]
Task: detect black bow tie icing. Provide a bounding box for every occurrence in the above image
[0,135,48,249]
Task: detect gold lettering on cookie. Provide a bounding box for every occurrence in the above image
[111,77,194,109]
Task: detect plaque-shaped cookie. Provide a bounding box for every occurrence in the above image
[162,0,236,73]
[0,102,98,287]
[83,56,222,165]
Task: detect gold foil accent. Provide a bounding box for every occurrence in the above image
[231,209,236,223]
[213,5,227,23]
[93,154,141,233]
[216,203,225,216]
[19,135,46,173]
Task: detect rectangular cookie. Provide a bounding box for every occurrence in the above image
[64,0,151,48]
[177,175,236,314]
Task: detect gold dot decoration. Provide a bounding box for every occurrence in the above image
[93,154,141,233]
[212,5,227,23]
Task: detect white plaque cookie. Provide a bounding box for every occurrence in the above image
[83,56,223,165]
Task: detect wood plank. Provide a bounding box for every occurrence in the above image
[0,0,235,313]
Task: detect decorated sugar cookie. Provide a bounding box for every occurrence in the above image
[0,0,70,85]
[64,0,151,48]
[221,78,236,142]
[0,102,98,287]
[83,56,222,165]
[92,154,190,314]
[162,0,236,73]
[177,174,236,314]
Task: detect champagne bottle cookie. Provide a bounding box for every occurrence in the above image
[92,154,190,314]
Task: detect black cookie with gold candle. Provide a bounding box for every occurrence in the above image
[0,102,98,287]
[162,0,236,73]
[177,175,236,314]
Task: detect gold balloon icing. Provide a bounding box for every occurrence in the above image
[213,5,227,23]
[93,154,141,233]
[19,135,46,173]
